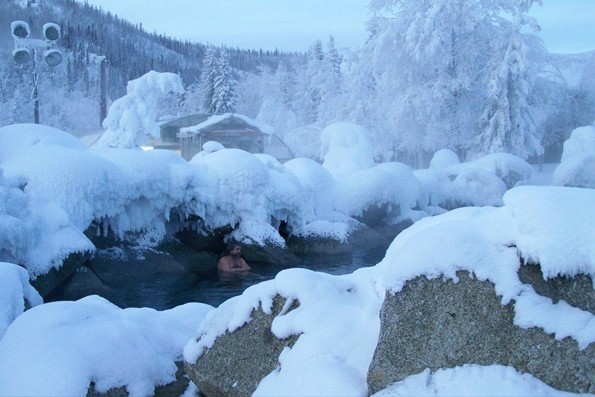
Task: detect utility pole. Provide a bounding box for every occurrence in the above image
[11,20,62,124]
[99,56,107,126]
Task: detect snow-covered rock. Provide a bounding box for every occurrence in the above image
[446,152,534,189]
[0,295,212,397]
[0,262,42,339]
[429,148,460,170]
[553,126,595,188]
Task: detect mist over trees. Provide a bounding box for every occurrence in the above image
[0,0,593,166]
[248,0,594,165]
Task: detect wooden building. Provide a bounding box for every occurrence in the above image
[172,113,294,162]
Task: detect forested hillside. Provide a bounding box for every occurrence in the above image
[0,0,299,130]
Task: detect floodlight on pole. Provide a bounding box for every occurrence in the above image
[10,19,63,124]
[13,47,31,64]
[44,49,62,67]
[11,20,30,40]
[43,23,60,42]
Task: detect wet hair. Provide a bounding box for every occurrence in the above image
[226,242,241,254]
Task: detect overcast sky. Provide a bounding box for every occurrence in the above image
[77,0,594,54]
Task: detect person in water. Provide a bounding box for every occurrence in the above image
[217,243,251,272]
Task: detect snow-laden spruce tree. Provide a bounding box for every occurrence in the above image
[255,63,299,136]
[199,47,218,113]
[295,41,325,124]
[212,49,238,114]
[317,36,343,126]
[473,0,544,160]
[181,80,202,115]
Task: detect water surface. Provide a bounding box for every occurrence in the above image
[48,244,388,310]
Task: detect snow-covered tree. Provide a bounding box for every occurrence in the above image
[473,0,545,159]
[97,71,184,149]
[199,47,218,113]
[295,41,325,124]
[341,0,549,166]
[181,80,202,114]
[317,36,343,126]
[255,63,299,136]
[212,49,238,114]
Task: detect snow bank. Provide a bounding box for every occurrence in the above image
[282,125,323,160]
[0,122,547,279]
[0,295,212,397]
[254,154,310,233]
[334,162,423,222]
[0,123,88,157]
[373,364,585,396]
[553,126,595,188]
[0,124,207,274]
[189,148,284,246]
[504,186,595,279]
[0,158,93,276]
[283,157,364,241]
[418,151,534,208]
[0,262,42,339]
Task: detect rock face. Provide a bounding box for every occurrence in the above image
[30,252,91,297]
[185,296,299,397]
[367,270,595,395]
[518,264,595,313]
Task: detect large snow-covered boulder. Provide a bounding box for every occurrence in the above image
[553,126,595,188]
[185,295,300,397]
[369,185,595,394]
[184,267,381,397]
[368,270,594,395]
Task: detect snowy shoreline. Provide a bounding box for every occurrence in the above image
[1,123,594,396]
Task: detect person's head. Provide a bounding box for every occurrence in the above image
[227,243,242,257]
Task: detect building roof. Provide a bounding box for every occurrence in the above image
[177,113,275,138]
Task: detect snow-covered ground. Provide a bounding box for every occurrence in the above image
[0,122,594,396]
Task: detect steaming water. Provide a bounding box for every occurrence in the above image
[47,244,388,310]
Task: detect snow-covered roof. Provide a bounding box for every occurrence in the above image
[178,113,275,138]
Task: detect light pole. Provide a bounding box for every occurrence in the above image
[11,20,62,124]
